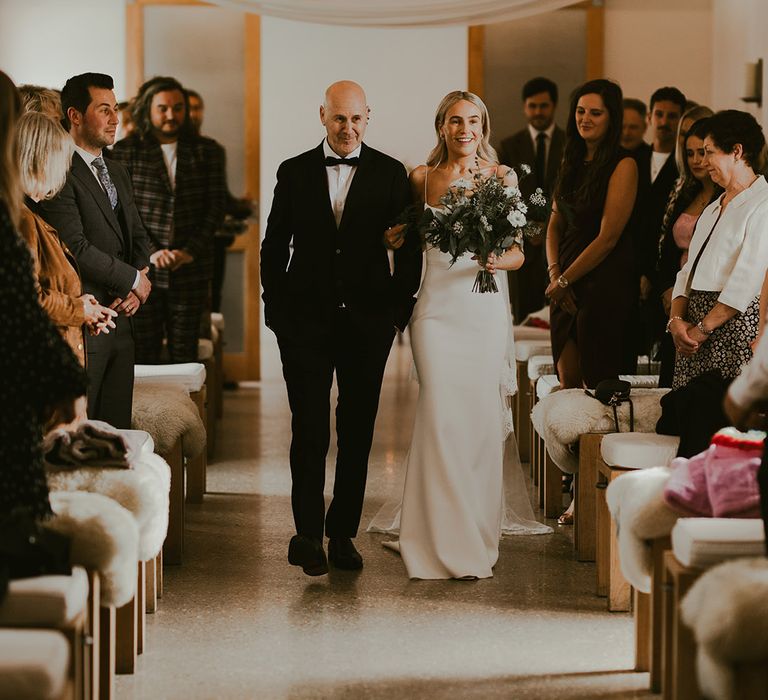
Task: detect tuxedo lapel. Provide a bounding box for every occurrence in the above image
[310,144,337,231]
[71,153,124,242]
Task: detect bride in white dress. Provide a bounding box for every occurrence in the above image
[369,91,552,580]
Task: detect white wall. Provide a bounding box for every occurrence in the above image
[604,0,713,108]
[711,0,768,123]
[0,0,127,99]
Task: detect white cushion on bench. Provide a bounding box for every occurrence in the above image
[0,567,88,627]
[515,339,552,362]
[601,432,680,469]
[134,362,206,393]
[536,374,560,400]
[198,338,214,361]
[672,517,766,569]
[116,428,154,457]
[0,629,69,700]
[513,326,549,342]
[619,374,660,388]
[527,355,554,380]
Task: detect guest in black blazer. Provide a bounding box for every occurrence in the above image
[39,73,151,429]
[626,86,686,362]
[261,80,421,576]
[497,77,565,321]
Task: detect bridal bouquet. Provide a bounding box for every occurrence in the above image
[406,167,548,293]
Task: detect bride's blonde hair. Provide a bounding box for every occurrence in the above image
[426,91,498,167]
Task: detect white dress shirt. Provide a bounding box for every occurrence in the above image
[73,144,140,290]
[160,142,178,191]
[324,140,360,227]
[650,150,671,183]
[673,176,768,313]
[527,123,556,167]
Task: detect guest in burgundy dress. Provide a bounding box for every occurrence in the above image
[545,79,638,390]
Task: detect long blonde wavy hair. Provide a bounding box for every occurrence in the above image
[16,112,74,201]
[426,91,498,167]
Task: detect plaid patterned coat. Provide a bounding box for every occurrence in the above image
[110,133,226,289]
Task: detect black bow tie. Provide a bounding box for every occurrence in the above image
[325,156,360,167]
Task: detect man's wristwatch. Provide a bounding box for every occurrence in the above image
[556,275,569,289]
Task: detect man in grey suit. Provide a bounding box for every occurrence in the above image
[498,77,565,321]
[40,73,151,428]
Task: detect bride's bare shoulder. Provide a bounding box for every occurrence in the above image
[409,164,428,184]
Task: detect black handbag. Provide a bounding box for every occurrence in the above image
[0,508,71,603]
[585,379,634,432]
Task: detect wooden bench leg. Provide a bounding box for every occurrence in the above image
[596,471,610,597]
[575,433,601,562]
[145,556,157,614]
[186,388,207,504]
[635,589,651,671]
[162,439,184,565]
[608,501,631,611]
[157,550,164,598]
[136,562,145,655]
[543,451,562,519]
[651,537,672,692]
[115,594,137,674]
[99,606,115,700]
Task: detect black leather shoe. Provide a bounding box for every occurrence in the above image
[328,537,363,570]
[288,535,328,576]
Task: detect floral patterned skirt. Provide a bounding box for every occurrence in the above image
[672,290,759,390]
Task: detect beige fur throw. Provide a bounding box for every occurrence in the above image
[531,388,669,473]
[681,557,768,700]
[47,491,139,607]
[132,383,205,459]
[606,466,679,592]
[47,452,170,561]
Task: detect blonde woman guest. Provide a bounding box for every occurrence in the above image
[16,112,116,369]
[668,111,768,453]
[18,84,63,121]
[372,91,551,580]
[656,114,720,386]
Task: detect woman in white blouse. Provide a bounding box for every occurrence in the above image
[668,110,768,390]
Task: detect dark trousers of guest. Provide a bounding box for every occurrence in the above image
[133,284,207,364]
[275,308,395,542]
[760,442,768,556]
[85,315,134,428]
[508,240,547,322]
[212,235,234,313]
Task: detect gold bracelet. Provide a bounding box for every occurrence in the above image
[547,262,560,272]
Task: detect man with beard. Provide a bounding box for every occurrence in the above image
[498,77,564,322]
[39,72,151,427]
[111,77,226,363]
[627,86,686,365]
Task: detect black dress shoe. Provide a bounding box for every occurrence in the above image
[328,537,363,570]
[288,535,328,576]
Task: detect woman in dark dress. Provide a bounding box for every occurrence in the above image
[0,70,86,522]
[545,79,638,390]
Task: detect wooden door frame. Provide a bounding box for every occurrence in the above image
[125,0,261,380]
[467,1,604,97]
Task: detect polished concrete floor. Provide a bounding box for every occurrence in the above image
[116,339,654,699]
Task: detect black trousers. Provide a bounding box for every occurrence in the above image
[85,315,134,429]
[275,308,395,541]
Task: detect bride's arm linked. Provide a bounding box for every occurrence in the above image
[383,166,427,250]
[487,165,524,273]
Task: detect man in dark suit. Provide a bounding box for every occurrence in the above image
[261,80,421,576]
[39,73,151,429]
[111,76,226,364]
[628,86,686,361]
[498,77,564,321]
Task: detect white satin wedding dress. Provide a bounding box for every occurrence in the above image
[368,197,551,580]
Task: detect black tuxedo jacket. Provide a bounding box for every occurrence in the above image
[631,147,679,281]
[261,142,421,332]
[497,125,565,198]
[39,153,151,304]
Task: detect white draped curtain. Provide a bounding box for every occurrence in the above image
[204,0,584,27]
